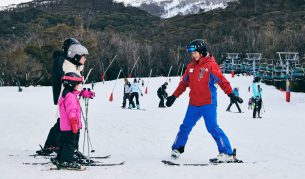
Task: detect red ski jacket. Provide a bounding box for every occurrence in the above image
[173,55,232,106]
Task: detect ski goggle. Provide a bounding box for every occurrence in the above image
[186,45,196,53]
[62,76,84,82]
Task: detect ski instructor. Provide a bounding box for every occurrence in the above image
[165,39,243,163]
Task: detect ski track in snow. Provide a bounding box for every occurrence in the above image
[0,75,305,178]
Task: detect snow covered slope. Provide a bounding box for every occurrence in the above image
[114,0,233,18]
[0,75,305,178]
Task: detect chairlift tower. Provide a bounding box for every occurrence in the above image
[276,52,299,102]
[226,53,239,65]
[246,53,262,77]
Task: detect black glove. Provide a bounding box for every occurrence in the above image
[166,95,176,107]
[141,93,143,96]
[228,93,243,103]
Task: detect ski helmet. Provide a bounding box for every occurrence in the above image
[62,38,80,56]
[66,44,89,64]
[186,39,208,55]
[62,72,83,88]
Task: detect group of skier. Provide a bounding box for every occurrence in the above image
[35,37,267,170]
[121,78,143,109]
[36,38,95,170]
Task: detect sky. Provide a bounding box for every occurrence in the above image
[0,0,32,7]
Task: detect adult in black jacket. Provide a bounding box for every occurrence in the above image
[157,82,168,107]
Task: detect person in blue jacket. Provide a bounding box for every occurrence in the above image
[128,78,143,109]
[252,77,263,118]
[226,87,242,113]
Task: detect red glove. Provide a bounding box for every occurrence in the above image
[71,117,78,134]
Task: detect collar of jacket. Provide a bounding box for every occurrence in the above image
[190,54,214,66]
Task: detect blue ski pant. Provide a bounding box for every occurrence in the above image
[172,104,233,155]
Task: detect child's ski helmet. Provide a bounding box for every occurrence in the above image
[67,44,89,65]
[62,72,83,88]
[62,38,80,56]
[186,39,208,55]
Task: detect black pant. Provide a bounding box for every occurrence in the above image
[122,93,129,107]
[129,92,139,107]
[57,131,79,162]
[44,118,61,148]
[226,100,241,112]
[253,98,262,118]
[158,94,165,107]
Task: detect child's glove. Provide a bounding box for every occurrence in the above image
[71,117,78,134]
[79,88,95,99]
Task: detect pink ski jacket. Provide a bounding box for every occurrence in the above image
[58,91,82,131]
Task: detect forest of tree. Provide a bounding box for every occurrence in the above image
[0,0,304,86]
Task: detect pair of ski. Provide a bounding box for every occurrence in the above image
[162,148,243,166]
[161,158,243,167]
[24,154,125,167]
[121,107,146,111]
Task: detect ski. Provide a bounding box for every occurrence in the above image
[81,161,125,166]
[90,154,111,159]
[23,162,52,165]
[122,108,146,111]
[162,160,211,166]
[45,167,86,171]
[209,158,243,164]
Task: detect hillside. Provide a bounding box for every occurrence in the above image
[0,0,304,86]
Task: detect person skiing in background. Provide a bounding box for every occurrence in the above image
[36,38,89,156]
[157,82,168,108]
[166,39,243,163]
[122,78,131,108]
[128,78,143,109]
[226,87,242,113]
[252,77,263,118]
[55,72,84,170]
[248,97,253,110]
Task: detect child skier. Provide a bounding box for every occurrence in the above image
[248,97,253,110]
[56,72,84,170]
[128,78,143,109]
[166,39,243,163]
[226,87,242,113]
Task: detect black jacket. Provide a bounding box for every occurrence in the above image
[52,51,65,105]
[157,84,168,97]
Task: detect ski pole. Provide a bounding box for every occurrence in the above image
[83,68,93,84]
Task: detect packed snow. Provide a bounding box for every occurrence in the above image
[0,75,305,178]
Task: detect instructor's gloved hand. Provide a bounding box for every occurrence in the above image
[80,88,95,99]
[166,95,176,107]
[71,117,78,134]
[228,93,243,103]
